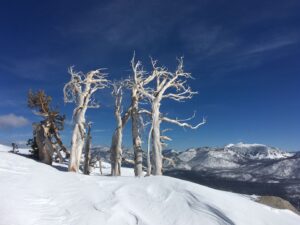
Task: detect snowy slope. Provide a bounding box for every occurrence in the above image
[0,149,300,225]
[0,144,13,152]
[0,144,31,155]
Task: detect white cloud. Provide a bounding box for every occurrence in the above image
[245,38,298,55]
[0,114,29,129]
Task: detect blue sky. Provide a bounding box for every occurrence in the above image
[0,0,299,151]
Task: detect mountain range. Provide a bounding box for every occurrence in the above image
[91,143,300,210]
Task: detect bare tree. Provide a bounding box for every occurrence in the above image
[138,58,206,175]
[110,81,131,176]
[64,67,109,172]
[129,55,157,176]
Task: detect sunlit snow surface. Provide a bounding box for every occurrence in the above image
[0,145,299,225]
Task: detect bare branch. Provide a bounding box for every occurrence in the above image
[63,66,109,110]
[161,116,206,129]
[138,109,152,115]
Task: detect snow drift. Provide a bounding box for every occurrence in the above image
[0,147,300,225]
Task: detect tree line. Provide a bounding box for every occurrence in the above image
[27,55,206,176]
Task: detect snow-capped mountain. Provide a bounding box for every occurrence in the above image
[176,143,294,168]
[165,143,297,178]
[90,143,298,180]
[224,143,293,160]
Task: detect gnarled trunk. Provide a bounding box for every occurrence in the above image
[110,83,130,176]
[131,89,143,176]
[110,127,122,176]
[83,123,91,175]
[151,101,162,175]
[69,123,85,172]
[52,130,69,158]
[35,124,53,165]
[69,108,86,172]
[146,124,153,176]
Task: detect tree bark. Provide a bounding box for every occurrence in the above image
[110,128,122,176]
[151,101,163,175]
[35,124,53,165]
[146,124,153,176]
[69,119,86,172]
[52,129,70,158]
[83,124,91,175]
[110,88,123,176]
[131,89,143,177]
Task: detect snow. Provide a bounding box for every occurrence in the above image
[0,145,11,152]
[0,144,31,155]
[0,145,299,225]
[177,148,197,162]
[224,142,293,160]
[90,161,141,177]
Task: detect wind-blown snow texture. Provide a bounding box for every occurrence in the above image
[0,145,300,225]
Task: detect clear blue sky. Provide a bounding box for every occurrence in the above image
[0,0,299,151]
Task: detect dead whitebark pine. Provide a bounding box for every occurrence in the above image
[138,57,206,175]
[64,67,109,172]
[129,54,157,176]
[110,81,131,176]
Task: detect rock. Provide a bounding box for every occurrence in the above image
[256,196,300,215]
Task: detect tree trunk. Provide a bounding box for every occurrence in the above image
[35,124,53,165]
[146,125,153,176]
[151,102,163,175]
[44,137,58,162]
[69,103,87,172]
[110,127,122,176]
[53,146,64,163]
[131,89,143,176]
[83,124,91,175]
[110,91,123,176]
[69,122,85,172]
[52,129,70,158]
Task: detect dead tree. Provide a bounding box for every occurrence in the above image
[110,81,131,176]
[64,67,109,172]
[28,89,68,164]
[83,122,92,175]
[129,55,157,176]
[138,58,206,175]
